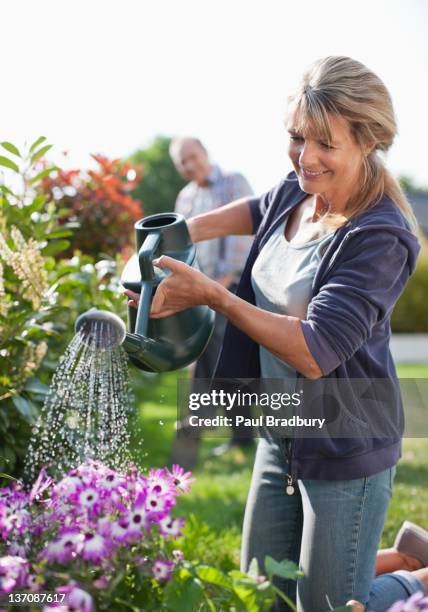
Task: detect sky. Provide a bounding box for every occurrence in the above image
[1,0,428,195]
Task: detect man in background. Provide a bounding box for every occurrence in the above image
[169,136,254,467]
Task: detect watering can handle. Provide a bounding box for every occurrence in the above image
[135,232,161,337]
[138,232,161,280]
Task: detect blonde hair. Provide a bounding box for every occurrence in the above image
[286,56,418,234]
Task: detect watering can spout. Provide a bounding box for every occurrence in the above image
[122,333,176,372]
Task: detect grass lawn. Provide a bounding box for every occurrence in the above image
[129,364,428,571]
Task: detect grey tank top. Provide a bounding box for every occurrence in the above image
[251,217,335,381]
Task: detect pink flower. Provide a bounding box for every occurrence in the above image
[145,492,172,516]
[110,518,131,543]
[152,559,174,582]
[169,464,195,493]
[388,591,428,611]
[0,556,28,593]
[81,532,111,563]
[147,469,174,497]
[124,505,153,540]
[159,515,185,539]
[93,575,109,589]
[77,487,99,512]
[98,471,125,492]
[29,468,53,502]
[55,584,94,612]
[172,549,184,562]
[42,530,84,564]
[52,476,83,499]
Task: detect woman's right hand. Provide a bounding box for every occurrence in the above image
[186,217,199,243]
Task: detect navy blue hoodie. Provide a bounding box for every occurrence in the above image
[214,172,420,480]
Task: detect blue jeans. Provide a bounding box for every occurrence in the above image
[241,437,425,611]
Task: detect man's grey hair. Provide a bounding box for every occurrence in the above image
[169,136,207,163]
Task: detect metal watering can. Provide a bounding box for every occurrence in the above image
[75,213,215,372]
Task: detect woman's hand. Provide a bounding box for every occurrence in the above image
[123,255,219,318]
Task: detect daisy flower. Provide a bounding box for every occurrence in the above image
[169,464,195,494]
[159,515,185,539]
[41,530,84,564]
[152,559,174,582]
[0,555,28,593]
[81,532,111,563]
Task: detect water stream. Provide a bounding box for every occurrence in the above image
[24,320,134,482]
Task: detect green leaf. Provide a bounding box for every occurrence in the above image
[0,184,15,197]
[0,155,19,172]
[12,396,38,424]
[164,574,205,612]
[1,142,21,157]
[0,472,18,481]
[24,378,50,396]
[41,239,70,256]
[29,136,46,153]
[31,144,52,164]
[29,166,60,184]
[196,566,232,589]
[26,194,48,213]
[46,229,73,239]
[264,556,303,581]
[248,558,260,579]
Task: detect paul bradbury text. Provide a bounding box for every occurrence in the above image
[187,415,326,430]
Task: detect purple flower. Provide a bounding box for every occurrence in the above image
[0,556,28,593]
[81,532,111,563]
[159,515,185,539]
[52,476,83,500]
[145,491,173,517]
[0,487,31,540]
[77,487,100,513]
[41,530,84,564]
[93,575,109,589]
[29,468,53,503]
[152,559,174,582]
[388,591,428,611]
[169,464,195,494]
[48,583,94,612]
[110,518,131,544]
[172,549,184,562]
[147,469,174,498]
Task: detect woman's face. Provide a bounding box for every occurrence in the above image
[287,112,366,207]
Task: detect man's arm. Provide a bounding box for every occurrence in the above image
[215,174,254,282]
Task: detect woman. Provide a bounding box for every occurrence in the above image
[125,57,424,610]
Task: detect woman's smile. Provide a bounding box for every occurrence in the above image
[299,167,331,181]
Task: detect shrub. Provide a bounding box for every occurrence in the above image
[0,139,130,478]
[391,232,428,333]
[40,154,143,258]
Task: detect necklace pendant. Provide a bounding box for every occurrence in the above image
[286,476,295,496]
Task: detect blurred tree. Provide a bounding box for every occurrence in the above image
[398,175,428,194]
[128,136,186,217]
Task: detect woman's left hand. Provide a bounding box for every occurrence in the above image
[123,255,218,318]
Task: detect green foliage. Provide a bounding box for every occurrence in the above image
[39,154,143,259]
[398,174,428,194]
[0,138,128,479]
[128,135,186,217]
[164,556,303,612]
[391,232,428,332]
